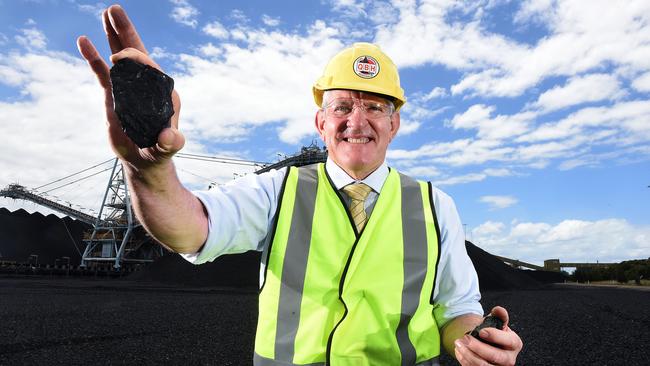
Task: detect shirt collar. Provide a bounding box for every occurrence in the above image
[325,158,388,193]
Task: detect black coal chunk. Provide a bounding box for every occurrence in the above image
[110,58,175,148]
[469,315,505,347]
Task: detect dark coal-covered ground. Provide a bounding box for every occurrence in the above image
[1,275,649,366]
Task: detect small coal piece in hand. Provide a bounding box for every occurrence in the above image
[469,315,505,348]
[110,58,175,148]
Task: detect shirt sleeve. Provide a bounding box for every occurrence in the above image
[430,186,484,327]
[180,167,287,265]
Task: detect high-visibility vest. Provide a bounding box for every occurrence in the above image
[255,163,442,365]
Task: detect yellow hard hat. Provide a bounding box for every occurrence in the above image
[313,42,406,111]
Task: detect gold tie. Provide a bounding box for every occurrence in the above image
[342,183,373,232]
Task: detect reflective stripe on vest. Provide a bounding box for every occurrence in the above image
[255,163,441,365]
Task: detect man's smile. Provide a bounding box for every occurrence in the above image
[342,137,372,144]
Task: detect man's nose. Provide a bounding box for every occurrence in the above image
[346,106,368,128]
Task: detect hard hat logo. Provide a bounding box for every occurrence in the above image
[353,56,380,79]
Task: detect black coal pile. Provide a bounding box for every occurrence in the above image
[128,251,261,288]
[465,240,543,291]
[129,240,559,291]
[0,208,89,266]
[519,268,568,283]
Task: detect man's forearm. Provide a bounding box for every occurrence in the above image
[124,160,208,254]
[440,313,484,358]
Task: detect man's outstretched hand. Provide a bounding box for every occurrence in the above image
[77,4,184,171]
[454,306,523,366]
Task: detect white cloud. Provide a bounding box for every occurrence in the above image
[0,51,113,212]
[0,63,26,86]
[169,0,199,28]
[430,166,512,186]
[374,2,530,94]
[422,87,447,101]
[261,15,280,27]
[390,138,515,169]
[514,139,582,162]
[403,105,447,124]
[449,104,494,129]
[230,9,249,23]
[203,21,229,39]
[389,92,650,183]
[389,139,472,160]
[77,2,106,19]
[479,195,518,209]
[397,118,421,135]
[436,139,515,166]
[518,100,650,144]
[513,0,557,27]
[230,28,247,41]
[374,0,650,99]
[472,218,650,264]
[433,172,487,186]
[15,27,47,50]
[631,71,650,92]
[197,43,221,57]
[530,73,624,113]
[367,1,397,25]
[473,220,505,236]
[483,168,513,177]
[557,158,595,171]
[173,20,343,144]
[330,0,369,18]
[449,104,534,140]
[401,165,441,178]
[150,46,172,60]
[557,144,650,170]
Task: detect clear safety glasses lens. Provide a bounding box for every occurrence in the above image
[325,98,394,119]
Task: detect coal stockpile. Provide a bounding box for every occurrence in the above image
[1,277,649,365]
[128,241,551,291]
[127,240,554,291]
[0,208,89,266]
[128,251,261,288]
[466,241,542,291]
[518,268,568,284]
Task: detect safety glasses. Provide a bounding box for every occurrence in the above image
[324,97,394,119]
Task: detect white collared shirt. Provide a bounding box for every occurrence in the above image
[184,158,483,326]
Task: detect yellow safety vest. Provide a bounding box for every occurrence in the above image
[255,163,441,365]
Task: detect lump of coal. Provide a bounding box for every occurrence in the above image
[469,315,505,347]
[110,58,175,148]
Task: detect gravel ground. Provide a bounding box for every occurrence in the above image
[1,276,648,365]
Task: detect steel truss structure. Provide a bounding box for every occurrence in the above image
[79,159,162,269]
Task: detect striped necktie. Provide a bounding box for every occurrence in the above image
[342,183,373,232]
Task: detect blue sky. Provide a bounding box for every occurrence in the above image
[0,0,648,266]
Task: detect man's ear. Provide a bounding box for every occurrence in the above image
[389,111,400,141]
[315,110,326,141]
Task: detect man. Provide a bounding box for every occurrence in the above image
[78,5,522,365]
